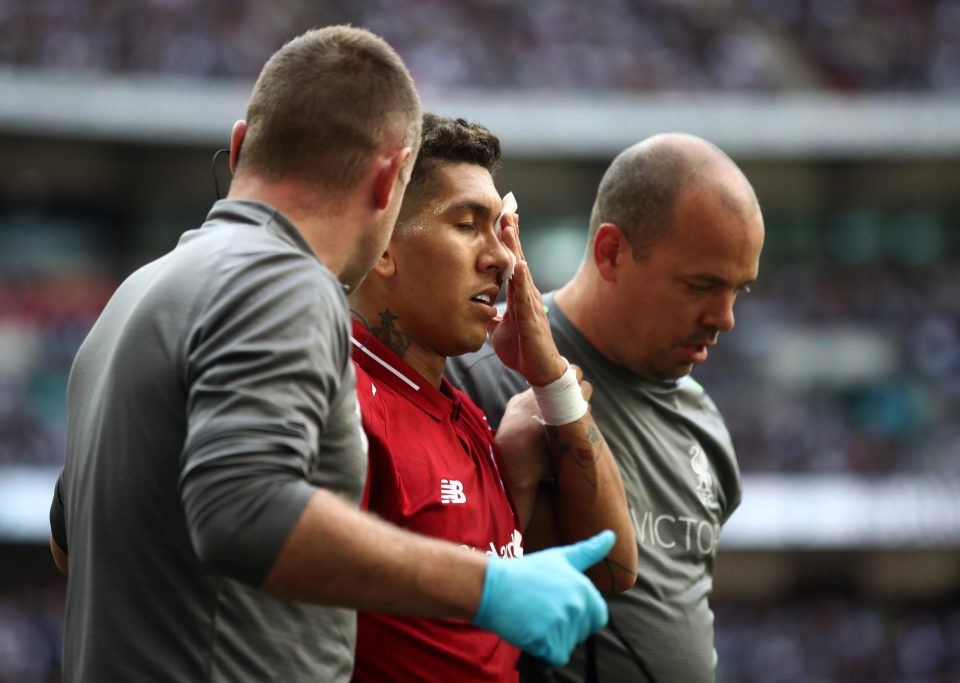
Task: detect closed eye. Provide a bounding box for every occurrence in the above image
[685,279,754,297]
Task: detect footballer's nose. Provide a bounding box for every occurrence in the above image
[480,228,513,274]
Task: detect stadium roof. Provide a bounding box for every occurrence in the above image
[2,68,960,159]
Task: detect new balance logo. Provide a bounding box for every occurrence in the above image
[440,479,466,504]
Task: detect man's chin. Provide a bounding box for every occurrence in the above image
[338,264,370,293]
[648,361,694,382]
[448,332,487,358]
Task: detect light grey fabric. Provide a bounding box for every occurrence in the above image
[447,292,741,683]
[50,200,366,682]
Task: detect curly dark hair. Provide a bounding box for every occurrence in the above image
[408,113,501,191]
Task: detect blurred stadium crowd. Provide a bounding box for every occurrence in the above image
[2,2,959,682]
[5,208,959,681]
[715,594,960,683]
[0,0,958,92]
[704,260,960,476]
[2,567,958,683]
[3,207,959,475]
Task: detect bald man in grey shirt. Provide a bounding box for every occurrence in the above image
[449,292,740,682]
[448,133,765,682]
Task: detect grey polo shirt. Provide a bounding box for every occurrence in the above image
[49,200,367,682]
[446,291,741,683]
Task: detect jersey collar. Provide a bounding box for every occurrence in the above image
[350,319,460,422]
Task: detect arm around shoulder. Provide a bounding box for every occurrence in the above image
[260,488,486,617]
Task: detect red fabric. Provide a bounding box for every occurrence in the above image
[350,321,522,682]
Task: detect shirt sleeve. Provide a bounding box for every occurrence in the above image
[179,251,350,586]
[353,364,397,512]
[49,470,68,553]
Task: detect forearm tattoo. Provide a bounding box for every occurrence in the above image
[371,309,411,358]
[544,422,638,590]
[544,423,604,487]
[599,557,640,592]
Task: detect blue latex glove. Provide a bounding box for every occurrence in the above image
[472,530,615,667]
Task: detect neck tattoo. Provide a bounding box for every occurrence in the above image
[372,309,411,358]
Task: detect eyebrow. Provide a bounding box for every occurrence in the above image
[445,199,495,219]
[687,274,757,289]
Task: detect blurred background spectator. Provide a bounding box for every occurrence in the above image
[1,1,959,681]
[0,0,958,92]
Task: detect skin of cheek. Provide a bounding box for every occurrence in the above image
[397,201,444,238]
[399,194,447,239]
[403,216,424,236]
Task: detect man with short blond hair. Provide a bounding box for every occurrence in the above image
[239,26,421,191]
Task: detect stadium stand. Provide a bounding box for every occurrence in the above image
[1,2,959,681]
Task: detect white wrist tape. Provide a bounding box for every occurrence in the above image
[531,359,589,425]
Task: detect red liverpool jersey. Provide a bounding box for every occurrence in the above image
[350,321,522,683]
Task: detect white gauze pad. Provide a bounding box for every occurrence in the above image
[496,191,519,280]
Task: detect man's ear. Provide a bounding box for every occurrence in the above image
[370,249,396,279]
[593,224,629,282]
[373,146,413,210]
[229,120,247,172]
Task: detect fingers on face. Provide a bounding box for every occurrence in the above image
[510,260,532,301]
[507,261,548,319]
[501,217,527,261]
